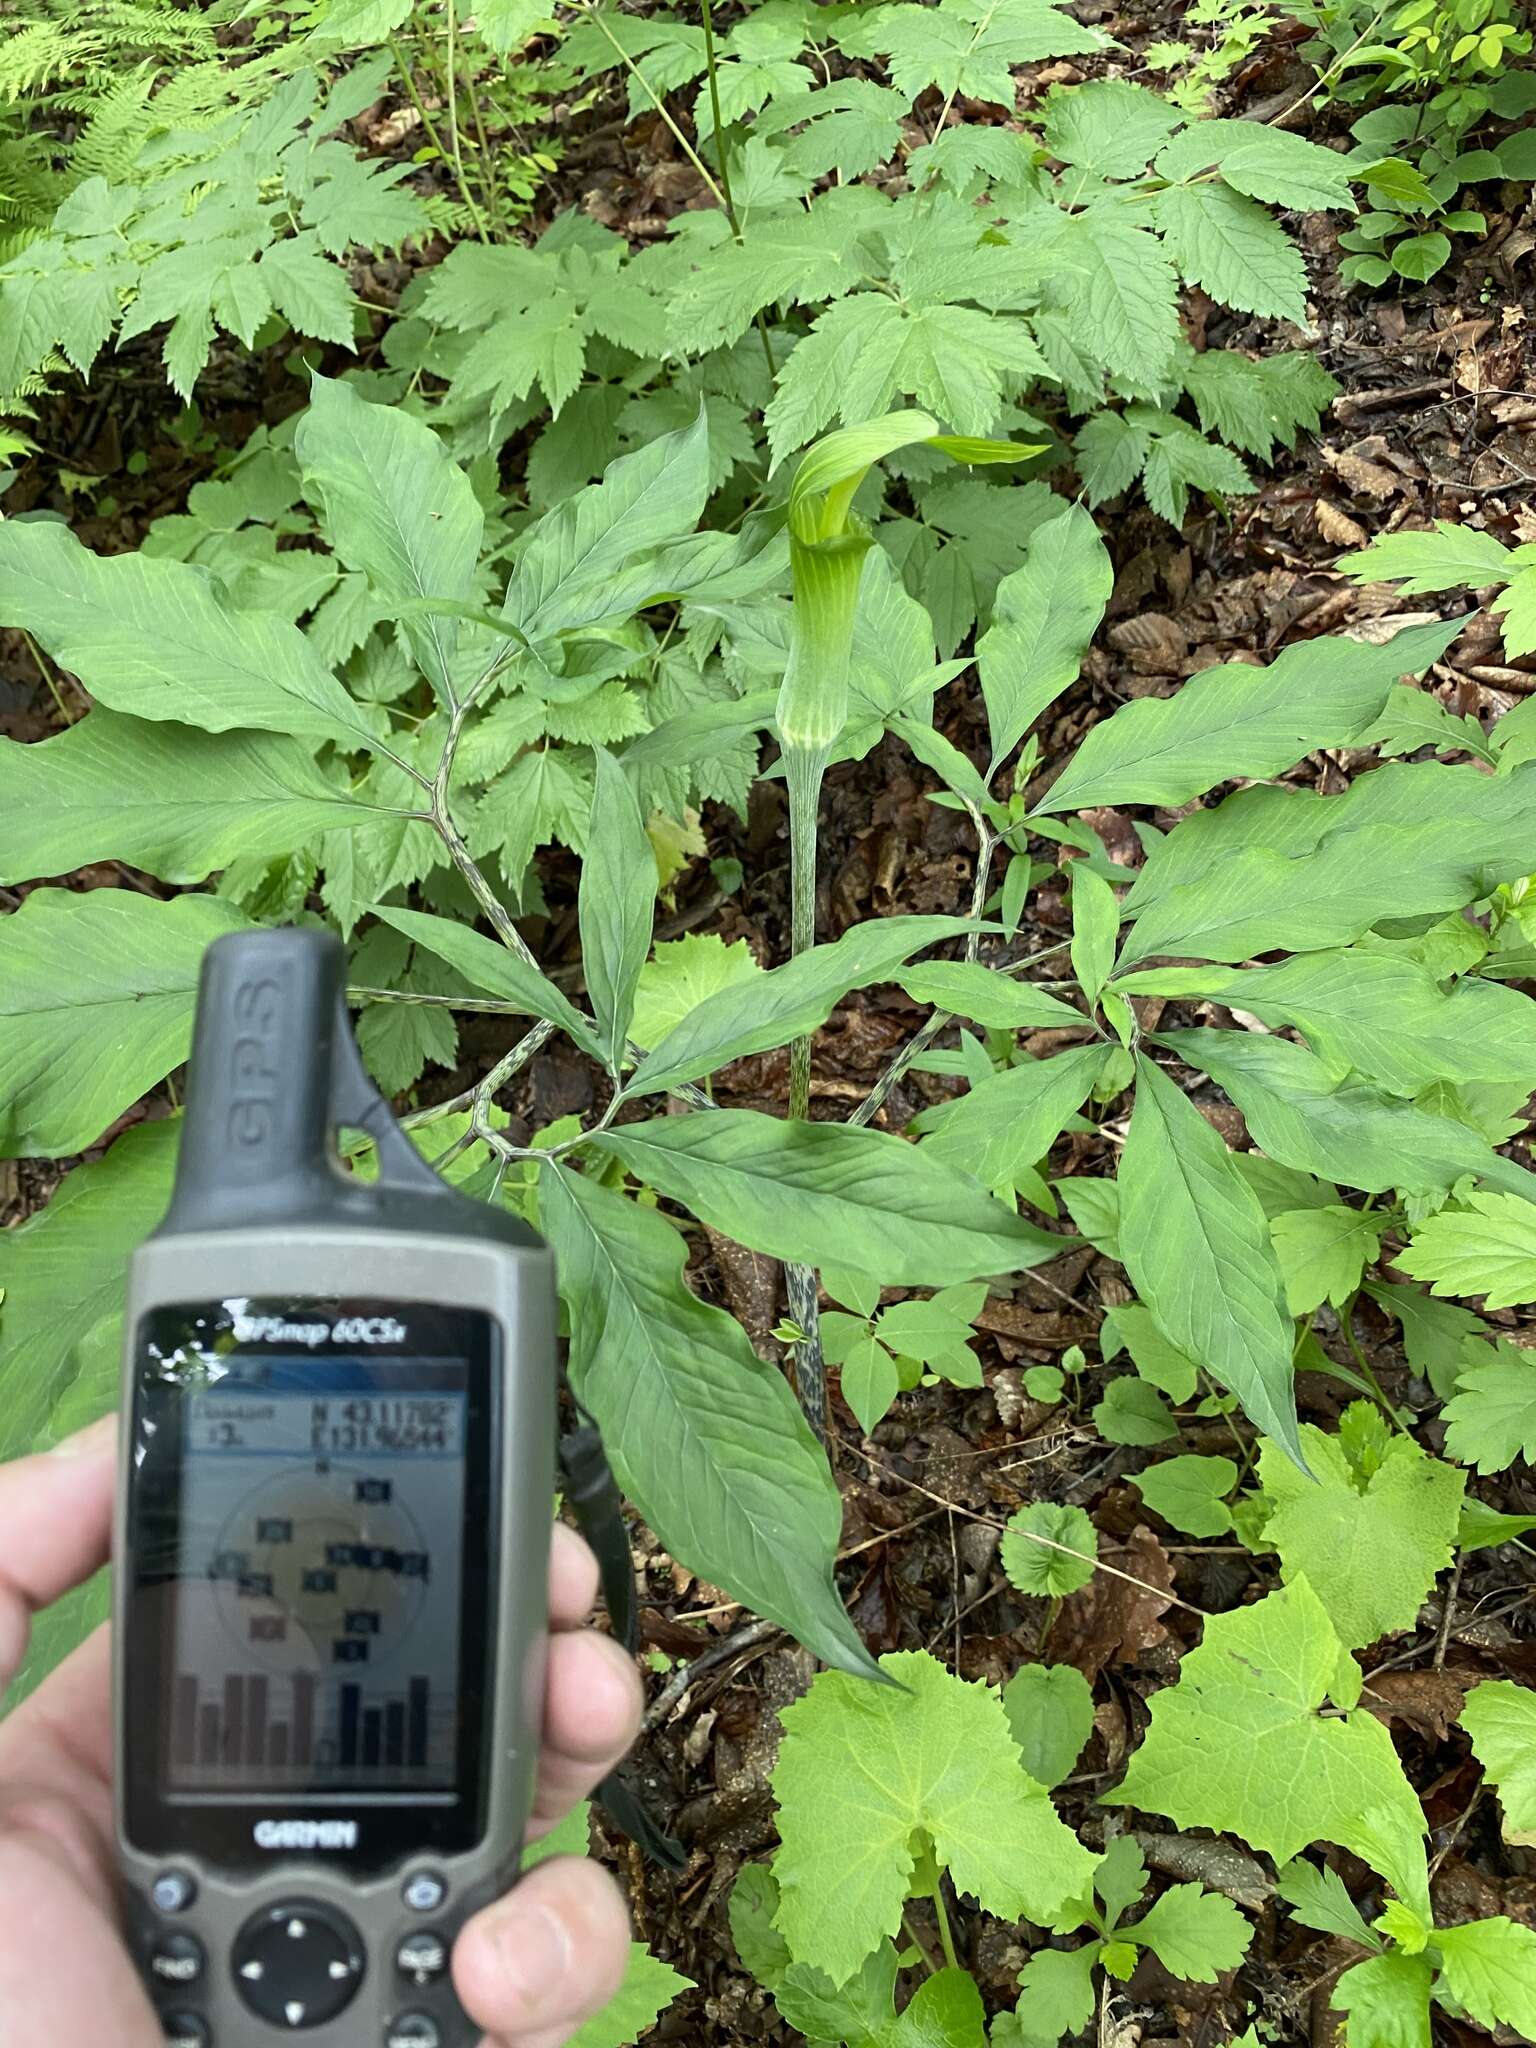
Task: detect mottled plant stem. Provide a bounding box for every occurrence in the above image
[784,748,829,1441]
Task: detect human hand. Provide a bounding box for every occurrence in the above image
[0,1414,645,2047]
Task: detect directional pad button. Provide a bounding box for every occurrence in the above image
[232,1900,365,2029]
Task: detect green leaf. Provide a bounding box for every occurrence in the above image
[629,915,974,1094]
[541,1162,876,1677]
[1391,232,1452,282]
[1491,564,1536,661]
[975,504,1113,773]
[772,1648,1096,1985]
[0,889,252,1158]
[1056,1177,1121,1257]
[897,961,1082,1033]
[355,993,456,1095]
[1005,1945,1098,2046]
[590,1111,1065,1284]
[295,373,484,704]
[1069,211,1182,385]
[0,1120,178,1463]
[1399,1192,1536,1309]
[1132,1455,1238,1539]
[1094,1375,1178,1446]
[730,1866,792,1990]
[1102,1301,1199,1400]
[1331,1952,1434,2048]
[578,748,656,1071]
[1040,77,1184,179]
[1001,1663,1094,1789]
[1036,619,1458,814]
[1002,1502,1098,1597]
[1270,1205,1383,1316]
[1155,181,1308,324]
[0,520,368,748]
[1111,1578,1426,1866]
[1118,1055,1301,1464]
[837,0,1108,109]
[1126,1885,1252,1981]
[1180,350,1339,462]
[893,1969,988,2048]
[1256,1421,1463,1650]
[913,1044,1111,1189]
[1435,1919,1536,2039]
[1155,122,1356,210]
[1069,863,1119,1006]
[0,712,387,887]
[837,1330,903,1435]
[1361,683,1495,762]
[1337,519,1515,593]
[1457,1498,1536,1552]
[630,935,766,1052]
[1443,1341,1536,1475]
[1461,1680,1536,1848]
[1275,1858,1382,1950]
[370,906,604,1061]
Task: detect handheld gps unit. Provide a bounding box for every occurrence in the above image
[113,927,557,2048]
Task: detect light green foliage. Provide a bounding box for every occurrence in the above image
[1255,1411,1463,1648]
[1277,1857,1383,1951]
[1101,1302,1199,1400]
[578,748,657,1070]
[976,505,1114,773]
[1399,1192,1536,1308]
[1132,1456,1239,1538]
[1435,1918,1536,2038]
[1333,1950,1434,2048]
[822,1283,985,1434]
[1093,1376,1178,1447]
[629,934,765,1051]
[772,1650,1095,1987]
[1113,1578,1427,1867]
[1340,520,1536,661]
[1270,1205,1385,1315]
[1442,1339,1536,1473]
[1001,1502,1098,1598]
[1002,1664,1094,1790]
[1460,1680,1536,1846]
[913,1043,1112,1192]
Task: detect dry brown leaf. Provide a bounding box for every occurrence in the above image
[1316,499,1368,548]
[1047,1524,1174,1680]
[1360,1668,1470,1741]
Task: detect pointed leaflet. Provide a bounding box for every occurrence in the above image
[1436,1920,1536,2040]
[1398,1193,1536,1309]
[1035,618,1459,814]
[505,410,712,641]
[0,890,254,1158]
[590,1110,1065,1283]
[294,374,484,704]
[539,1163,876,1677]
[1069,863,1119,1005]
[370,906,605,1062]
[0,520,369,748]
[578,749,655,1072]
[897,961,1082,1031]
[1112,1578,1426,1866]
[1460,1681,1536,1847]
[915,1044,1111,1193]
[629,914,976,1091]
[1331,1953,1434,2048]
[1442,1343,1536,1475]
[1154,181,1307,324]
[1118,1055,1301,1462]
[1124,1888,1253,1982]
[0,713,390,886]
[771,1650,1095,1986]
[975,503,1113,773]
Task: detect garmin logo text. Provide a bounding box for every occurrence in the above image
[253,1819,359,1851]
[232,1314,407,1347]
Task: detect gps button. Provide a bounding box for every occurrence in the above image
[150,1932,205,1987]
[396,1929,449,1986]
[232,1901,365,2028]
[161,2017,210,2048]
[386,2015,441,2047]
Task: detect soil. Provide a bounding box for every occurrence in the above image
[3,6,1535,2043]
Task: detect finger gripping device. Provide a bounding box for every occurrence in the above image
[114,927,556,2048]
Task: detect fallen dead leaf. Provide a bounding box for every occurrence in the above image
[1316,499,1368,548]
[1361,1668,1469,1740]
[1047,1524,1175,1681]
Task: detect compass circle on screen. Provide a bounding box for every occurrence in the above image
[208,1464,430,1677]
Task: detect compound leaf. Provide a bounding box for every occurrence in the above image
[1435,1919,1536,2039]
[1331,1952,1434,2048]
[1398,1192,1536,1310]
[1125,1885,1253,1981]
[1442,1342,1536,1475]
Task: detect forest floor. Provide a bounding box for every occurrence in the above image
[3,6,1535,2043]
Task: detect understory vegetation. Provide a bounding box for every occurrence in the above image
[1,2,1535,2045]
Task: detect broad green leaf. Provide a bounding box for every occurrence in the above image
[1132,1455,1238,1539]
[1458,1498,1536,1551]
[578,749,656,1071]
[1116,952,1536,1100]
[0,520,369,748]
[1035,619,1458,814]
[0,712,390,887]
[1155,121,1356,209]
[1126,1886,1252,1981]
[913,1044,1111,1189]
[370,906,604,1061]
[0,1120,178,1465]
[1460,1681,1536,1847]
[540,1163,876,1677]
[1275,1859,1382,1950]
[1069,863,1119,1006]
[1435,1919,1536,2039]
[772,1649,1096,1986]
[1111,1578,1427,1866]
[1102,1301,1199,1400]
[629,915,975,1094]
[630,934,765,1051]
[590,1111,1065,1284]
[295,374,484,704]
[1398,1192,1536,1309]
[1155,180,1307,324]
[1157,1029,1536,1207]
[1331,1952,1433,2048]
[1056,1176,1121,1256]
[1094,1375,1178,1446]
[1492,563,1536,661]
[1041,77,1184,179]
[836,1329,902,1435]
[1004,1945,1098,2047]
[507,410,712,640]
[1336,518,1514,596]
[898,961,1082,1032]
[1256,1424,1463,1650]
[837,0,1108,108]
[891,1969,987,2048]
[1442,1341,1536,1475]
[1001,1663,1094,1789]
[772,1942,903,2046]
[1270,1205,1383,1315]
[1118,1055,1301,1464]
[0,889,252,1157]
[729,1866,791,1989]
[1002,1502,1097,1597]
[975,503,1113,772]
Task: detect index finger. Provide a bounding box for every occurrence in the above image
[0,1416,118,1698]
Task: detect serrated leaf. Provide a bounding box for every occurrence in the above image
[355,992,457,1095]
[976,503,1113,772]
[1276,1858,1382,1950]
[1256,1422,1463,1649]
[772,1648,1096,1986]
[1118,1055,1301,1463]
[1331,1952,1433,2048]
[1111,1578,1426,1866]
[630,935,765,1053]
[837,0,1107,107]
[1037,618,1458,814]
[1132,1455,1238,1539]
[1040,78,1184,179]
[1435,1919,1536,2038]
[1491,564,1536,662]
[1399,1192,1536,1310]
[1156,182,1308,324]
[1156,121,1356,210]
[590,1111,1065,1283]
[542,1162,876,1677]
[0,520,368,748]
[1126,1885,1252,1981]
[1002,1663,1094,1789]
[1460,1680,1536,1848]
[1005,1945,1098,2045]
[1337,519,1515,593]
[1439,1342,1536,1475]
[1002,1501,1097,1597]
[1068,212,1181,385]
[1180,349,1338,462]
[1270,1205,1384,1316]
[0,889,252,1158]
[258,230,356,346]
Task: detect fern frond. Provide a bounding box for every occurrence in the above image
[68,69,160,186]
